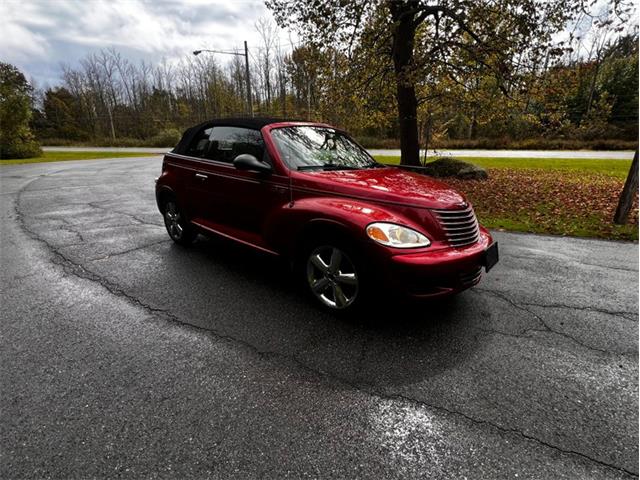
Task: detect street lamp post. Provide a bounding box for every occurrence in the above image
[243,41,253,118]
[193,41,253,117]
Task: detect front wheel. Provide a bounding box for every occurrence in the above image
[304,244,363,312]
[163,199,197,245]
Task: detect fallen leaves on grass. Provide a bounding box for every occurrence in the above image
[443,168,638,240]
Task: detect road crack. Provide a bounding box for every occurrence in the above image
[521,301,638,321]
[508,253,639,274]
[386,392,638,479]
[474,287,637,356]
[88,239,170,262]
[87,200,162,227]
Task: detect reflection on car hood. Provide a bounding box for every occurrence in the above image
[295,167,467,209]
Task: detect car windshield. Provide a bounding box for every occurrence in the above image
[270,126,380,171]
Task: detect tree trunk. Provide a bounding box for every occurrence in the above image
[613,150,639,224]
[390,2,420,167]
[467,109,477,139]
[422,111,432,165]
[586,59,600,116]
[106,104,116,141]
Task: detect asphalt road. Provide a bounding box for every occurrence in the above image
[1,156,638,479]
[42,146,636,159]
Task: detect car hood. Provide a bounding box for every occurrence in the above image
[294,167,467,209]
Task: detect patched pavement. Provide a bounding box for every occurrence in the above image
[1,157,638,479]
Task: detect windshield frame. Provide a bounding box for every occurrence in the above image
[267,124,381,172]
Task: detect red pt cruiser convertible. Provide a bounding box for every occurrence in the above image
[156,118,498,312]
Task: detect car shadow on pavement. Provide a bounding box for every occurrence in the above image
[166,235,486,389]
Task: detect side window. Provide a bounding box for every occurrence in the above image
[205,127,265,163]
[186,127,213,157]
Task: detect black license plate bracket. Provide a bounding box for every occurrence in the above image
[483,242,499,272]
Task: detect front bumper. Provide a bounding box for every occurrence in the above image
[375,230,497,298]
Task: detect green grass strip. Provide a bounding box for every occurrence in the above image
[374,156,633,179]
[1,151,160,165]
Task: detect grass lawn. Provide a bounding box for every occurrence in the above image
[374,155,633,179]
[0,151,159,165]
[374,155,638,241]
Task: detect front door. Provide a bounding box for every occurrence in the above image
[184,126,289,246]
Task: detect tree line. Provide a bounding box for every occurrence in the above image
[1,1,637,161]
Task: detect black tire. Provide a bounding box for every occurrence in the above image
[162,197,197,246]
[298,237,368,313]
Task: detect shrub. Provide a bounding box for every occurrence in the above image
[420,157,488,180]
[147,128,182,147]
[41,128,182,148]
[0,134,41,159]
[429,137,637,150]
[0,63,42,159]
[354,136,400,149]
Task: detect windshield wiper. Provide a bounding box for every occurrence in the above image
[297,164,360,171]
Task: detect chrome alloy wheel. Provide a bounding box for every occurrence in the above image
[306,246,359,310]
[163,201,184,241]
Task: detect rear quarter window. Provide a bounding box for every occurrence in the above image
[185,127,213,157]
[207,127,265,163]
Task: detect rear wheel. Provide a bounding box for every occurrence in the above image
[304,243,363,312]
[162,199,196,245]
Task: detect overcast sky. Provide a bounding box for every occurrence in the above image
[2,0,634,89]
[1,0,293,88]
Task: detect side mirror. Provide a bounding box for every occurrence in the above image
[233,154,272,174]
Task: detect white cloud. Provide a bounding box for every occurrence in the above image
[0,22,50,62]
[0,0,293,87]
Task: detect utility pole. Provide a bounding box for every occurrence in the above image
[193,42,254,117]
[244,41,253,117]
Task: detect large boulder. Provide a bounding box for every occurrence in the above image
[421,157,488,180]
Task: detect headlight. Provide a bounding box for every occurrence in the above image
[366,222,430,248]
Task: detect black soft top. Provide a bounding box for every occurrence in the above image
[172,117,293,154]
[201,116,288,130]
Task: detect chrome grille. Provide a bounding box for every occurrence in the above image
[432,206,480,247]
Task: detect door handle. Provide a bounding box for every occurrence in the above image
[195,173,208,180]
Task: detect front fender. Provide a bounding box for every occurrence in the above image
[264,196,430,256]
